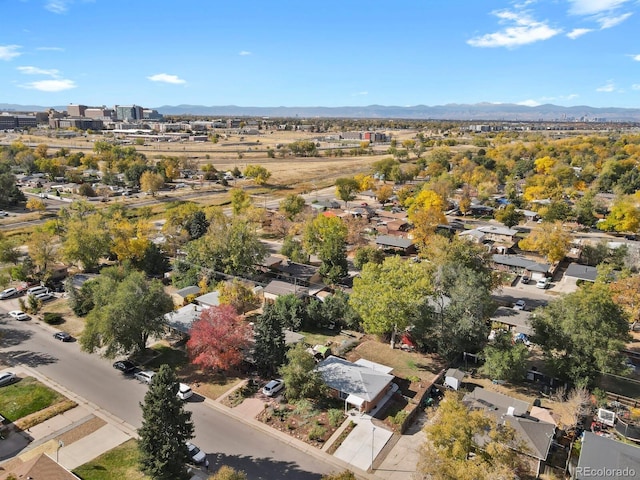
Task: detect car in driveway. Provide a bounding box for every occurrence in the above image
[0,287,17,299]
[53,331,73,342]
[521,274,530,284]
[113,360,137,374]
[134,370,156,384]
[177,383,193,400]
[187,442,206,464]
[513,300,527,311]
[0,371,17,387]
[35,292,55,302]
[262,379,284,397]
[8,310,30,321]
[536,278,550,289]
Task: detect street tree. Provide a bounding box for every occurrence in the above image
[280,235,308,264]
[140,171,164,196]
[253,304,287,377]
[279,343,326,401]
[494,204,524,228]
[418,392,529,480]
[187,304,251,373]
[138,364,194,480]
[335,177,359,208]
[481,333,529,382]
[531,283,630,386]
[350,256,432,348]
[304,214,348,283]
[279,193,306,221]
[230,188,251,216]
[518,221,572,263]
[243,164,271,185]
[81,268,174,357]
[26,197,46,215]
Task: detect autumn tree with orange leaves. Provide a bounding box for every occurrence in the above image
[187,305,251,373]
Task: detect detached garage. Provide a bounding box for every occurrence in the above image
[444,368,465,391]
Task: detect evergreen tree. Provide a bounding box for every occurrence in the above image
[253,304,286,377]
[138,364,194,480]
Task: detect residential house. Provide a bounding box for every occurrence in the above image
[263,256,322,287]
[263,280,308,303]
[574,432,640,479]
[164,303,206,336]
[0,453,81,480]
[375,235,415,254]
[490,306,533,335]
[316,356,395,413]
[172,285,201,306]
[463,387,556,478]
[194,291,220,308]
[492,254,550,281]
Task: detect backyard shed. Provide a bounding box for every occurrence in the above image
[444,368,465,390]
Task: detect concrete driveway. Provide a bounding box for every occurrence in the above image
[333,413,393,472]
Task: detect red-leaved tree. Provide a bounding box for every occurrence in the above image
[187,304,251,372]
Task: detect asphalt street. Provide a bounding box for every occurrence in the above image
[0,308,335,479]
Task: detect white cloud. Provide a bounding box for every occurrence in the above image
[567,28,592,39]
[568,0,629,16]
[0,45,22,61]
[597,12,632,28]
[20,79,76,92]
[239,51,252,56]
[17,66,60,77]
[540,94,580,102]
[45,0,71,14]
[147,73,186,85]
[467,10,561,48]
[517,99,541,107]
[632,84,640,90]
[596,81,616,92]
[36,46,64,52]
[630,54,640,61]
[353,91,368,96]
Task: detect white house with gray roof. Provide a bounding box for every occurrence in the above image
[316,356,395,413]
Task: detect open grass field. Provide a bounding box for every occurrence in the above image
[0,376,66,422]
[73,439,149,480]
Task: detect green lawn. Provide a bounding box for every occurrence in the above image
[144,344,188,370]
[74,439,149,480]
[0,377,65,422]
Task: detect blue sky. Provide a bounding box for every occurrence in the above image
[1,0,640,108]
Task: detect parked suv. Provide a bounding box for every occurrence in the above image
[536,278,550,289]
[262,379,284,397]
[134,370,156,384]
[27,286,49,297]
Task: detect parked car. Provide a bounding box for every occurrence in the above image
[262,379,284,397]
[113,360,137,374]
[8,310,30,321]
[35,292,55,302]
[177,383,193,400]
[0,371,17,387]
[536,278,550,289]
[53,332,73,342]
[521,275,530,284]
[26,286,48,296]
[0,287,17,299]
[187,442,206,464]
[134,370,156,384]
[513,300,527,311]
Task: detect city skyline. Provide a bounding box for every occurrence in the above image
[1,0,640,109]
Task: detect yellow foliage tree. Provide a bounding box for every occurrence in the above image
[354,173,375,192]
[598,196,640,233]
[26,197,46,214]
[518,221,571,263]
[534,155,556,174]
[610,275,640,324]
[140,171,164,196]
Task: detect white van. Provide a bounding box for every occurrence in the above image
[27,286,48,296]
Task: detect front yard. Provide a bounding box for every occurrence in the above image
[73,439,149,480]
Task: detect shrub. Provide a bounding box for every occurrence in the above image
[293,399,313,416]
[328,408,345,427]
[391,409,409,427]
[335,338,359,356]
[43,312,63,325]
[308,425,326,441]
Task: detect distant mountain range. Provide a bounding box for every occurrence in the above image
[2,102,640,122]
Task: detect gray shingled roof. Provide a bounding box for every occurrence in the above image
[577,432,640,479]
[316,356,394,402]
[375,235,413,249]
[565,263,598,282]
[491,306,533,335]
[492,254,550,273]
